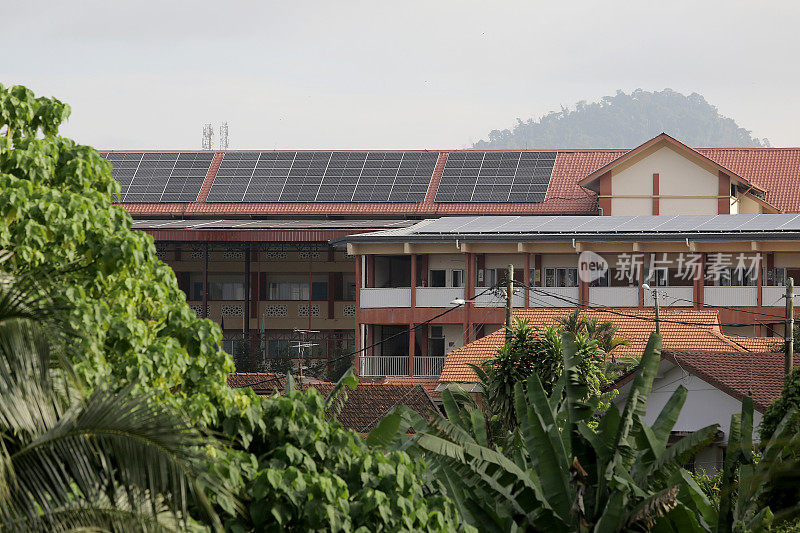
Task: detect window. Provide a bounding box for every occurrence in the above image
[191,281,204,301]
[209,279,245,300]
[589,269,610,287]
[717,268,756,287]
[545,268,578,288]
[765,267,786,287]
[730,183,737,198]
[646,268,669,287]
[346,282,357,301]
[269,281,309,300]
[484,268,498,288]
[430,269,447,287]
[429,326,445,357]
[452,269,464,288]
[311,281,328,300]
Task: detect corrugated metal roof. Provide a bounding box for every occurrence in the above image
[339,214,800,244]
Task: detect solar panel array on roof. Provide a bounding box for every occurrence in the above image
[103,152,214,202]
[206,151,439,202]
[435,151,556,203]
[412,214,800,235]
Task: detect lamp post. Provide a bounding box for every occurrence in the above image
[643,283,660,335]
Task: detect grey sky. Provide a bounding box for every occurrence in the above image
[4,0,798,149]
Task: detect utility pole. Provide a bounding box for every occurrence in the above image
[653,287,661,335]
[506,264,514,343]
[786,277,794,381]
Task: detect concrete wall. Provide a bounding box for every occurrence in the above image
[613,360,762,472]
[610,146,721,216]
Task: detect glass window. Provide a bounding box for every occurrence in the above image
[346,282,357,301]
[428,326,445,357]
[430,270,446,287]
[269,281,309,300]
[546,267,578,288]
[209,279,245,300]
[452,269,464,288]
[311,281,328,300]
[484,268,498,288]
[590,269,610,287]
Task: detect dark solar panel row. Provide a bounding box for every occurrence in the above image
[103,152,214,202]
[206,151,439,202]
[435,151,556,202]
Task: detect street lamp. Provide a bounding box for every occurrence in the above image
[642,283,660,335]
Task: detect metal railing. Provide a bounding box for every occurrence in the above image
[360,288,412,308]
[704,286,758,307]
[413,356,446,377]
[529,287,579,307]
[360,355,409,376]
[415,287,464,307]
[590,287,638,307]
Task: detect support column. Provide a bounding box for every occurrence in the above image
[757,254,764,308]
[354,255,362,375]
[638,261,645,308]
[202,243,209,319]
[366,255,375,288]
[652,173,660,215]
[524,253,530,308]
[464,252,474,344]
[410,254,417,311]
[579,275,588,307]
[408,323,415,377]
[328,272,336,319]
[694,253,706,308]
[534,254,542,287]
[718,172,731,214]
[244,246,251,360]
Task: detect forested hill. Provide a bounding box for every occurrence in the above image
[474,89,770,149]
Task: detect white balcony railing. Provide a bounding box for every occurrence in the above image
[704,286,758,307]
[415,287,465,308]
[474,288,525,308]
[590,287,638,307]
[413,356,446,377]
[529,287,579,307]
[761,286,800,307]
[644,286,694,307]
[360,288,411,308]
[360,355,408,376]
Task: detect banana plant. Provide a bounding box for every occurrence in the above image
[370,333,723,531]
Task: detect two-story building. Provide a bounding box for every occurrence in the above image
[104,133,800,377]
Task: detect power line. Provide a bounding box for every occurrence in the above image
[235,285,499,391]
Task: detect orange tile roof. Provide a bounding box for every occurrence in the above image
[725,335,782,353]
[661,351,797,412]
[439,308,759,383]
[380,376,441,397]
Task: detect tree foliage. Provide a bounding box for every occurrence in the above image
[372,332,800,531]
[474,89,770,150]
[0,257,223,530]
[0,82,459,531]
[471,318,607,438]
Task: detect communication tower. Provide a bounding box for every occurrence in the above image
[202,123,214,150]
[219,122,229,150]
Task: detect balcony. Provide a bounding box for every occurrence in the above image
[704,286,757,307]
[361,288,411,308]
[590,287,638,307]
[529,287,579,307]
[358,355,446,377]
[644,286,693,307]
[761,286,800,307]
[360,355,408,376]
[415,287,464,307]
[474,289,525,308]
[413,356,446,377]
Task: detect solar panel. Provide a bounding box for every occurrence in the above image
[103,152,213,202]
[206,151,439,202]
[435,151,556,203]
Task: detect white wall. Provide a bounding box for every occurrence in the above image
[485,254,525,270]
[610,145,720,216]
[427,254,466,287]
[442,324,465,353]
[541,254,578,269]
[613,360,761,441]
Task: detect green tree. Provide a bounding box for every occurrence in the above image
[0,258,223,530]
[470,317,608,438]
[227,374,462,532]
[0,82,460,530]
[372,332,800,531]
[474,89,769,149]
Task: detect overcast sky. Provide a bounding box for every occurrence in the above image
[4,0,798,149]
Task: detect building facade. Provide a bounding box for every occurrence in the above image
[104,134,800,378]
